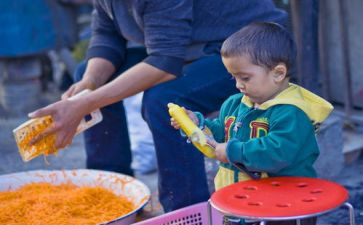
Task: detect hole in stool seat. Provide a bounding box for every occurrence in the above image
[271,181,281,186]
[296,182,308,188]
[276,203,291,207]
[310,189,323,194]
[243,186,257,191]
[234,194,249,199]
[302,197,317,202]
[248,201,262,206]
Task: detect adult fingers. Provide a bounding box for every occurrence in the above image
[55,131,74,149]
[28,104,55,118]
[29,122,59,145]
[61,83,86,100]
[61,85,76,100]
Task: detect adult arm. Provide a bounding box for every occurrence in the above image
[62,0,125,98]
[30,61,174,148]
[141,0,193,76]
[87,0,127,70]
[62,57,115,98]
[30,0,193,148]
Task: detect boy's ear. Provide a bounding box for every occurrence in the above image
[273,63,287,82]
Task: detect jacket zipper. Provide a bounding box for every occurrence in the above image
[233,106,255,136]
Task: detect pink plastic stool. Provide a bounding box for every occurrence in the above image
[210,177,356,225]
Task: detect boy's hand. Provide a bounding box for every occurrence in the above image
[170,107,199,129]
[215,142,228,163]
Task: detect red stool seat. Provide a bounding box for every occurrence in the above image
[210,177,349,220]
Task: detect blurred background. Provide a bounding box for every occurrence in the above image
[0,0,362,224]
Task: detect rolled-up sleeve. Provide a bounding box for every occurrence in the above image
[86,1,127,69]
[141,0,193,76]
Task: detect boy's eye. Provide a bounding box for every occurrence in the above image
[241,77,250,81]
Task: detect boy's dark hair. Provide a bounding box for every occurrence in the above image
[221,22,296,77]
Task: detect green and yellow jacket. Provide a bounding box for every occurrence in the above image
[202,83,333,190]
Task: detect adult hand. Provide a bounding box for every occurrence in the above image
[28,98,88,149]
[62,57,116,100]
[61,78,97,100]
[215,142,228,163]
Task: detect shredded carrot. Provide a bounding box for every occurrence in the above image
[14,116,58,161]
[0,182,135,225]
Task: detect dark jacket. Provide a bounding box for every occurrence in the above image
[87,0,287,76]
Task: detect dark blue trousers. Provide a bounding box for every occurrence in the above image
[74,48,237,212]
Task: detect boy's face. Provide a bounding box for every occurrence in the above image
[222,55,286,105]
